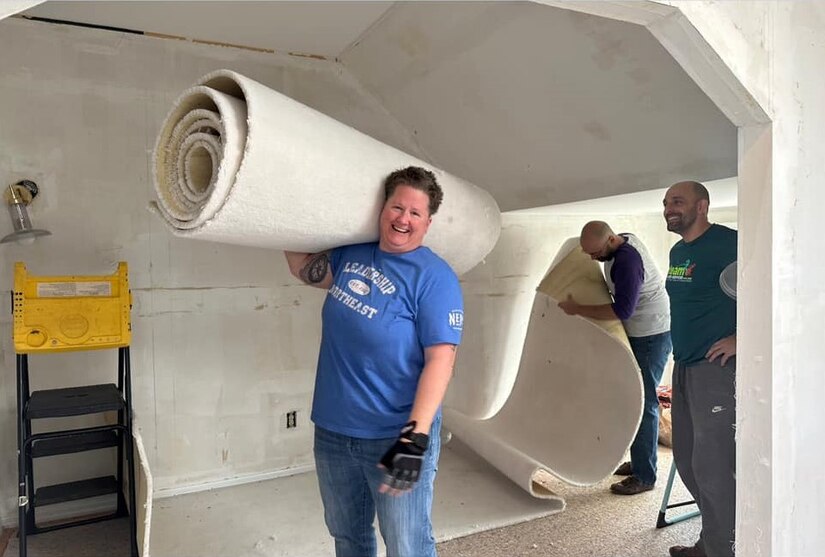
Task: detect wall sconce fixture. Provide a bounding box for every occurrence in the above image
[1,180,51,245]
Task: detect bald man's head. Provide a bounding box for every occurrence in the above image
[670,181,709,203]
[581,221,613,241]
[580,220,619,261]
[664,181,710,237]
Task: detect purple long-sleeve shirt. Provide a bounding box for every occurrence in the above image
[608,240,645,320]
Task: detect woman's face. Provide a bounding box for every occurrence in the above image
[378,185,432,254]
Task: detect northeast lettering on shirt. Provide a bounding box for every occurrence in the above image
[328,284,379,319]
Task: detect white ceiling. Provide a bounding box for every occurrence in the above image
[21,1,393,58]
[341,2,736,210]
[18,1,737,211]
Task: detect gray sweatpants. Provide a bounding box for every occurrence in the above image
[672,357,736,557]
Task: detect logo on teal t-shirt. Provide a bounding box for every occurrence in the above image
[667,259,696,282]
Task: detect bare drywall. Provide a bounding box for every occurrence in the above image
[743,5,822,556]
[0,17,427,523]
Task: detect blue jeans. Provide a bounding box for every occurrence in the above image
[313,416,441,557]
[628,331,672,485]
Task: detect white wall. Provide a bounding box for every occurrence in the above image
[0,17,426,522]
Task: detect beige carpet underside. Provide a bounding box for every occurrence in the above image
[444,238,643,501]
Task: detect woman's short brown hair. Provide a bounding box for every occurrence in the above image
[383,166,443,215]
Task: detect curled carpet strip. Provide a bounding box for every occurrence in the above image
[445,238,643,501]
[151,69,500,274]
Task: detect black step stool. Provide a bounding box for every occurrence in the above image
[16,347,138,557]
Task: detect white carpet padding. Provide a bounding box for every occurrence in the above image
[444,238,643,502]
[133,428,153,557]
[151,69,501,274]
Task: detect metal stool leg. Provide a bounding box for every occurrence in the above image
[656,460,700,528]
[123,347,139,557]
[17,354,29,557]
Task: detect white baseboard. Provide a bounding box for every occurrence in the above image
[152,463,316,500]
[1,465,316,528]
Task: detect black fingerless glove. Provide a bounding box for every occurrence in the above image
[379,421,430,491]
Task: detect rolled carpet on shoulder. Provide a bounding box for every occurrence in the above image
[150,69,500,275]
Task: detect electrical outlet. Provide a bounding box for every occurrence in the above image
[286,411,297,429]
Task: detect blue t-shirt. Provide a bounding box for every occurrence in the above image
[311,242,464,438]
[666,224,737,364]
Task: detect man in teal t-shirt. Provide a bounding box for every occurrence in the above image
[667,226,737,364]
[664,181,737,557]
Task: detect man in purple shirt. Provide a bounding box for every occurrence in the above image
[559,221,672,495]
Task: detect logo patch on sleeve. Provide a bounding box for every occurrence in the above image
[448,309,464,331]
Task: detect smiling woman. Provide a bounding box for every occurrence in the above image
[283,166,464,557]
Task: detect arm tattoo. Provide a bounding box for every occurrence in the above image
[299,253,330,285]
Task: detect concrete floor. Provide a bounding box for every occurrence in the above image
[2,444,700,557]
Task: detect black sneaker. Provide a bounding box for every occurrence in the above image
[613,461,632,475]
[669,544,706,557]
[610,475,654,495]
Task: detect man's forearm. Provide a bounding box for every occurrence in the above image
[574,303,619,321]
